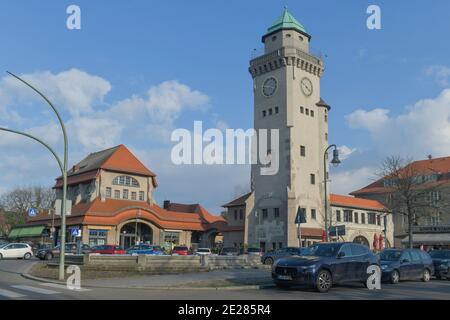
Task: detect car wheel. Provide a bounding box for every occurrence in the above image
[264,257,274,265]
[422,269,431,282]
[45,253,53,260]
[316,269,332,293]
[24,253,32,260]
[390,270,400,284]
[276,283,291,290]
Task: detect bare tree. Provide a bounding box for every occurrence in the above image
[0,186,55,228]
[378,156,449,248]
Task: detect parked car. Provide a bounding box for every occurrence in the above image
[172,246,189,255]
[0,243,33,260]
[219,247,239,256]
[428,250,450,280]
[196,248,212,256]
[246,247,263,256]
[91,245,126,255]
[262,247,307,265]
[272,242,379,293]
[36,242,92,260]
[126,244,164,255]
[380,248,434,284]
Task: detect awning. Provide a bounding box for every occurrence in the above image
[8,226,45,238]
[401,233,450,245]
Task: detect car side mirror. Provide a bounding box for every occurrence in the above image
[337,251,345,259]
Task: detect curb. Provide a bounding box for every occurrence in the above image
[21,272,275,291]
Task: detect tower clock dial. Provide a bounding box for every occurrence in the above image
[262,77,277,97]
[300,77,313,96]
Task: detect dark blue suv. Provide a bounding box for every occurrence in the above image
[272,242,379,293]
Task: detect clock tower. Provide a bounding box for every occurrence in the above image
[248,8,330,249]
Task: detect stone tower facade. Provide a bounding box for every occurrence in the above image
[248,9,329,250]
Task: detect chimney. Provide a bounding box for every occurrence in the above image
[163,200,170,209]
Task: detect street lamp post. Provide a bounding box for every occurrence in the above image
[2,72,68,281]
[323,144,340,242]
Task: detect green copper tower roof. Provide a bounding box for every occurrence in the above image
[266,8,308,35]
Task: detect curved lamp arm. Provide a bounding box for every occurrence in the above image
[0,127,64,175]
[6,71,68,147]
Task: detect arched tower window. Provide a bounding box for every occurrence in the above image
[112,175,140,188]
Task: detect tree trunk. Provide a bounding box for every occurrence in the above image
[408,211,413,249]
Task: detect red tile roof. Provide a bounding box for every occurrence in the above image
[331,194,386,211]
[55,144,157,188]
[350,156,450,196]
[27,198,226,232]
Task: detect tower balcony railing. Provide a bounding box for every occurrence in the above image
[250,46,323,67]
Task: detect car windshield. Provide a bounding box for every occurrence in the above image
[304,244,341,257]
[247,248,260,252]
[197,249,210,253]
[222,248,237,253]
[174,246,187,251]
[380,250,402,261]
[0,243,8,248]
[429,250,450,259]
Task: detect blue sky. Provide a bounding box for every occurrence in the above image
[1,0,450,213]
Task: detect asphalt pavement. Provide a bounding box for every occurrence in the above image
[0,258,449,300]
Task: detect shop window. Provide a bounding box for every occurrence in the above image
[89,229,108,247]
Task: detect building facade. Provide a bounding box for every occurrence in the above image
[26,145,228,250]
[351,156,450,248]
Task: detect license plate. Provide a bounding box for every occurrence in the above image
[278,275,292,280]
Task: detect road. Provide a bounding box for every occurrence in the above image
[0,259,449,300]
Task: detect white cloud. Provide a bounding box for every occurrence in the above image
[330,166,377,195]
[337,145,357,161]
[69,117,122,151]
[344,89,450,158]
[345,108,390,133]
[1,69,111,117]
[425,65,450,87]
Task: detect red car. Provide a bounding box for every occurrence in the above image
[91,245,126,255]
[171,246,189,255]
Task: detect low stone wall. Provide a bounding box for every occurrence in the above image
[63,254,264,273]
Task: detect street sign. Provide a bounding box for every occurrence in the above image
[27,208,38,217]
[71,228,82,237]
[329,225,346,236]
[295,208,307,224]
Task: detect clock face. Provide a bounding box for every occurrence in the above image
[262,77,277,97]
[300,77,313,96]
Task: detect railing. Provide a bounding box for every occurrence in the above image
[250,46,323,66]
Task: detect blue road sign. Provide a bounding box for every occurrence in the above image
[71,228,81,237]
[27,208,38,217]
[295,208,307,224]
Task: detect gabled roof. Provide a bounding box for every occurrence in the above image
[55,144,157,187]
[222,192,252,208]
[331,194,386,212]
[264,8,309,40]
[350,156,450,196]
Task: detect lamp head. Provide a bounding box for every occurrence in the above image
[331,148,341,167]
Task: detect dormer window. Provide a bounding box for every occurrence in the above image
[286,34,291,38]
[299,36,304,41]
[113,175,140,187]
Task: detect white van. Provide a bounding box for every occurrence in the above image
[0,243,33,259]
